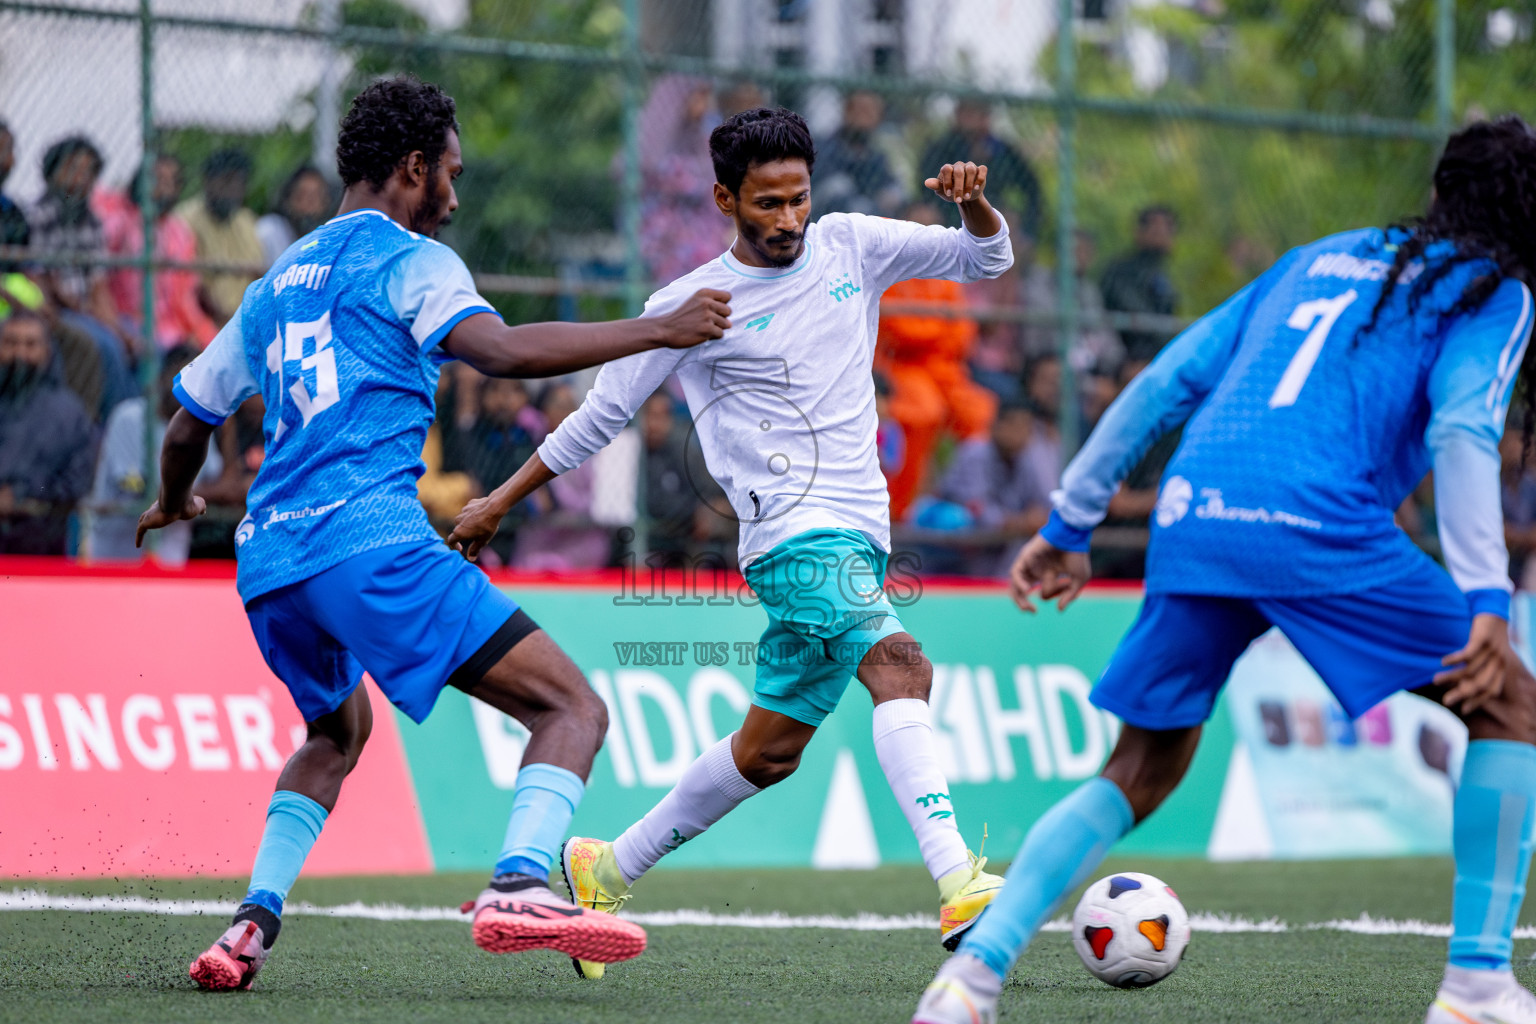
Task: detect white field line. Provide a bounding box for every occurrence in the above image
[0,889,1509,938]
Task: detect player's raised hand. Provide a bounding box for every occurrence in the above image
[1009,533,1091,614]
[925,162,988,204]
[134,495,207,548]
[446,495,504,562]
[657,289,732,349]
[1434,613,1521,714]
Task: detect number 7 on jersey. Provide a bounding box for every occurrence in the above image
[1268,289,1359,409]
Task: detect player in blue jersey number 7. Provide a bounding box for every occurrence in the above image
[914,117,1536,1024]
[134,76,731,992]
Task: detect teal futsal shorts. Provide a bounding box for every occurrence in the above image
[741,528,908,727]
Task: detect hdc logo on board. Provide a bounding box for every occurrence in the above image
[470,661,1120,790]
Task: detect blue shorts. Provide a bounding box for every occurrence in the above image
[1093,558,1473,730]
[245,541,533,724]
[743,528,908,727]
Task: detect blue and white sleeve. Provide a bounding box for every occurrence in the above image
[173,315,258,426]
[1426,278,1534,620]
[1040,270,1271,552]
[384,241,499,351]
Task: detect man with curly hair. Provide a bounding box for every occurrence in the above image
[136,75,732,991]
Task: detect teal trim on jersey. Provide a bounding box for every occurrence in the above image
[720,242,814,280]
[742,528,905,727]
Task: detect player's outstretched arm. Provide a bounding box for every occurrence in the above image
[442,289,732,378]
[134,407,214,547]
[1008,533,1092,614]
[445,451,556,561]
[925,161,1003,239]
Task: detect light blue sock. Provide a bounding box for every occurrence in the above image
[959,775,1135,981]
[494,763,586,880]
[243,790,328,916]
[1450,739,1536,970]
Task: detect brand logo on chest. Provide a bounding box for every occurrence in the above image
[827,272,861,303]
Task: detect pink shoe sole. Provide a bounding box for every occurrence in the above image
[188,948,249,991]
[471,899,646,962]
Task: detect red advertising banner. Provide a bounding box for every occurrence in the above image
[0,570,432,877]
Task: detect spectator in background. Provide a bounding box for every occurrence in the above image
[812,90,907,218]
[632,75,731,286]
[96,153,217,352]
[0,121,28,261]
[29,136,122,336]
[86,344,236,563]
[1020,353,1063,500]
[874,370,906,482]
[717,79,766,119]
[876,202,996,520]
[451,376,540,566]
[937,401,1052,576]
[514,383,613,571]
[177,149,263,323]
[1100,204,1179,361]
[640,391,702,567]
[256,165,335,269]
[920,99,1042,240]
[0,310,95,554]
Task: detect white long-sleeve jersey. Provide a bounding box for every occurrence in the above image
[538,211,1013,565]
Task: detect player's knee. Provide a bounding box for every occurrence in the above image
[577,685,610,749]
[861,641,931,702]
[736,740,804,788]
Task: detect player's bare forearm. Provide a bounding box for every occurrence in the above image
[446,451,558,560]
[957,193,1002,239]
[443,289,731,378]
[135,408,214,547]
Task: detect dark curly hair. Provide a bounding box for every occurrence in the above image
[336,75,460,190]
[709,107,815,195]
[1361,116,1536,436]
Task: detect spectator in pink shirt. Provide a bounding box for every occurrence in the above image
[95,153,217,351]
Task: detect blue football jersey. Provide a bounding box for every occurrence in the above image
[1049,228,1533,612]
[173,209,496,602]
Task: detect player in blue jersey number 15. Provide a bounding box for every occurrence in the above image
[135,76,730,991]
[915,117,1536,1024]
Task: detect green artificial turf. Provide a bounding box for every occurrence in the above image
[3,857,1533,1023]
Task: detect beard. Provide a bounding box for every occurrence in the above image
[742,220,804,267]
[410,183,449,237]
[0,359,41,399]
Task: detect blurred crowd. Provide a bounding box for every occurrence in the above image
[4,85,1533,587]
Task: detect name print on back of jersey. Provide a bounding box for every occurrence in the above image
[271,262,335,296]
[827,272,861,302]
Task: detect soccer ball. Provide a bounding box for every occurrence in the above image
[1071,872,1190,988]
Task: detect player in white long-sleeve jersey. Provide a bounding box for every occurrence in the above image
[448,107,1015,978]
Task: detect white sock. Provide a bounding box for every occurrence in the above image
[1441,963,1516,999]
[611,734,760,883]
[873,698,971,883]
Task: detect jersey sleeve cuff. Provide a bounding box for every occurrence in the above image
[172,377,227,426]
[1466,588,1512,620]
[422,304,498,351]
[1040,509,1093,552]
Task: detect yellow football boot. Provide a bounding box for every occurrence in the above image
[937,831,1004,951]
[559,836,634,980]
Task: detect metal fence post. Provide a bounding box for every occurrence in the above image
[1434,0,1454,134]
[620,0,649,563]
[1055,0,1080,457]
[137,0,159,542]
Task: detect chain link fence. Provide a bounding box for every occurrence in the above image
[0,0,1525,572]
